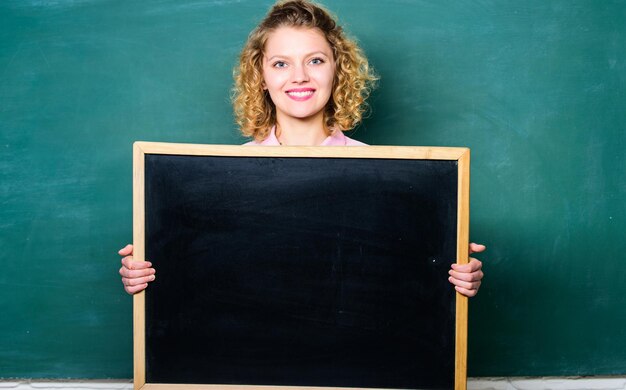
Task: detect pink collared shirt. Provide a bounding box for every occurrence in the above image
[243,126,367,146]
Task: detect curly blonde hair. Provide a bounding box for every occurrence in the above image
[232,0,378,141]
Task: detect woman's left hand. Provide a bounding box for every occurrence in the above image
[448,243,485,297]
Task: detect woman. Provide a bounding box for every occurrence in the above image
[119,0,485,297]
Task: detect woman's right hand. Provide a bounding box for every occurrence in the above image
[118,244,156,295]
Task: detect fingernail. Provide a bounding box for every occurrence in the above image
[150,275,156,281]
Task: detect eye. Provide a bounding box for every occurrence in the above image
[272,61,288,68]
[309,57,325,65]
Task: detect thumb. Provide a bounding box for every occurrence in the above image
[118,244,134,256]
[469,243,486,254]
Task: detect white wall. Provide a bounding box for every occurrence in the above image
[1,377,626,390]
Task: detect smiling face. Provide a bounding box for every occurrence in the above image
[262,26,336,129]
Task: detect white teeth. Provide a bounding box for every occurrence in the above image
[287,91,314,97]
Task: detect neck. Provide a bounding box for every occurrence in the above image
[275,113,328,146]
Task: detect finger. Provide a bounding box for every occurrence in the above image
[118,244,134,256]
[448,276,481,292]
[125,283,149,295]
[453,285,479,298]
[469,243,486,254]
[122,274,155,287]
[120,256,152,271]
[119,266,155,279]
[451,258,482,272]
[448,268,484,283]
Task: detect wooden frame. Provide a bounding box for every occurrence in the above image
[133,142,470,390]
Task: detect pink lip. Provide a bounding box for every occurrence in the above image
[285,88,316,101]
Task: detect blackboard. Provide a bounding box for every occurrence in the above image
[132,143,470,390]
[2,0,625,380]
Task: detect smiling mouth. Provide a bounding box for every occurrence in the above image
[286,89,315,100]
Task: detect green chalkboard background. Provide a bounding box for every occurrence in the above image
[1,0,624,379]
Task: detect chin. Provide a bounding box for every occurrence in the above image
[288,109,325,120]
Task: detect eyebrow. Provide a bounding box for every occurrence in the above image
[265,51,331,62]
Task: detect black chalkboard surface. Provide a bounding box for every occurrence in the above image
[132,143,470,390]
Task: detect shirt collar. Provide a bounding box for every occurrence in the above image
[259,126,348,146]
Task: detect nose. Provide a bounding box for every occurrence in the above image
[292,63,309,83]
